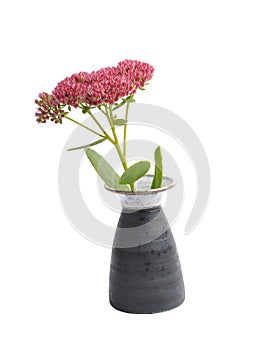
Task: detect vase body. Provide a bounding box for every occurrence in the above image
[109,206,185,313]
[107,176,185,313]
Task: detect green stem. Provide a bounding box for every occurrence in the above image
[87,109,115,144]
[104,105,112,127]
[123,99,131,159]
[108,106,127,167]
[97,105,108,117]
[64,115,104,138]
[107,105,135,192]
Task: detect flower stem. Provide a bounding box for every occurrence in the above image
[107,106,127,169]
[64,115,104,138]
[107,105,135,192]
[87,109,115,144]
[123,99,131,159]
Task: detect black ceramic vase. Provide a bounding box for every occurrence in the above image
[105,175,185,314]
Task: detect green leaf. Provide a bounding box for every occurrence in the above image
[112,95,135,110]
[87,138,107,147]
[125,95,135,102]
[112,101,125,111]
[67,138,106,151]
[85,148,130,190]
[119,161,151,185]
[113,119,127,126]
[82,106,90,114]
[151,146,163,189]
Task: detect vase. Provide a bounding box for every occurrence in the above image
[105,175,185,314]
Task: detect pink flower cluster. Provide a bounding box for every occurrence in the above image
[117,59,154,89]
[84,66,137,105]
[35,93,65,124]
[35,59,154,123]
[52,72,91,108]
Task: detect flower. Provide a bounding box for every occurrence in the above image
[34,59,158,192]
[53,72,92,108]
[117,59,154,89]
[34,59,154,124]
[84,67,137,105]
[35,93,65,124]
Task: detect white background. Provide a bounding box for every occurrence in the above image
[1,0,269,349]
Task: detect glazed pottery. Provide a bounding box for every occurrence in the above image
[105,176,185,313]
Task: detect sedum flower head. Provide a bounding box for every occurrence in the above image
[84,66,138,106]
[34,59,154,124]
[117,59,154,89]
[53,72,92,108]
[35,93,66,124]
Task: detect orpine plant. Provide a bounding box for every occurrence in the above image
[35,59,162,192]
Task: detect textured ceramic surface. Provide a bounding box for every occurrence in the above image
[109,206,185,314]
[105,175,176,210]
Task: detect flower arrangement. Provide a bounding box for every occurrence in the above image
[35,59,162,192]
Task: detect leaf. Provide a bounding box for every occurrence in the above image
[112,101,125,111]
[82,106,90,114]
[67,138,106,151]
[85,148,130,190]
[113,119,127,126]
[87,138,107,147]
[119,161,151,185]
[125,95,135,102]
[112,95,135,110]
[151,146,163,189]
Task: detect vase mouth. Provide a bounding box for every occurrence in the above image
[104,175,176,195]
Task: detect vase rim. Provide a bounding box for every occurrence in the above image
[104,175,176,195]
